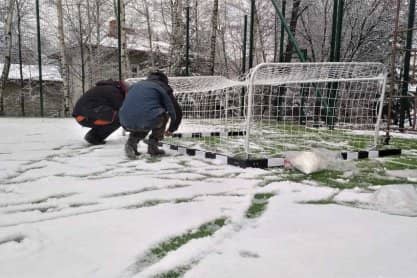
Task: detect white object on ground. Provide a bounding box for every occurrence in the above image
[284,149,339,174]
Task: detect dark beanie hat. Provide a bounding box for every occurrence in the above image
[147,70,169,85]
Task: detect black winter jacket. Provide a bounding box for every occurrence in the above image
[72,80,126,123]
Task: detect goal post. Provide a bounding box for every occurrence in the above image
[126,62,389,161]
[243,62,388,158]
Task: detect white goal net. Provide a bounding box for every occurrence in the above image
[127,62,387,159]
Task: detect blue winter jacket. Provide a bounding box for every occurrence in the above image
[119,80,177,131]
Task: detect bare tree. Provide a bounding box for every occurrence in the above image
[170,0,184,75]
[86,0,94,87]
[284,0,302,62]
[143,0,155,69]
[56,0,70,115]
[0,0,15,115]
[120,0,130,78]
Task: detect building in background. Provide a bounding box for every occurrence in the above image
[0,63,63,117]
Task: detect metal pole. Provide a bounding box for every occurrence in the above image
[375,73,388,147]
[78,3,85,94]
[414,90,417,129]
[16,0,24,116]
[329,0,338,61]
[270,0,305,62]
[334,0,344,62]
[186,6,190,76]
[273,13,278,62]
[241,15,248,117]
[387,0,401,142]
[35,0,43,116]
[400,0,415,131]
[279,0,286,62]
[242,15,248,74]
[117,0,122,80]
[245,64,261,158]
[248,0,255,69]
[326,0,344,128]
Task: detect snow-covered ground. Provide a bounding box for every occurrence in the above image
[0,118,416,278]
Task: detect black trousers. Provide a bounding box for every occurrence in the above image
[79,115,121,141]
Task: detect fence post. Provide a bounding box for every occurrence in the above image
[35,0,44,116]
[16,0,25,116]
[242,15,248,74]
[248,0,255,68]
[186,6,190,76]
[117,0,122,81]
[78,3,86,95]
[270,0,305,62]
[241,15,248,117]
[329,0,338,62]
[400,0,416,131]
[334,0,344,62]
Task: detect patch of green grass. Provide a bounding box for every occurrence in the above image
[126,199,169,209]
[383,156,417,170]
[257,177,285,187]
[301,199,336,205]
[174,198,195,203]
[154,266,191,278]
[177,160,190,167]
[390,137,417,150]
[246,193,276,219]
[299,192,339,205]
[304,168,411,189]
[149,218,226,259]
[130,218,227,275]
[281,158,417,189]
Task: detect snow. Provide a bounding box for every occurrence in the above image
[371,185,417,217]
[1,118,417,278]
[387,169,417,182]
[0,64,62,81]
[100,37,170,54]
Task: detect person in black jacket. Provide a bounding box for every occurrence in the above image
[72,80,127,145]
[119,71,182,158]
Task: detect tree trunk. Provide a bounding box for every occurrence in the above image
[120,0,130,79]
[254,6,266,62]
[194,0,199,54]
[0,0,15,115]
[284,0,302,62]
[86,0,94,87]
[95,0,102,78]
[56,0,71,116]
[209,0,219,75]
[170,0,184,76]
[143,0,155,69]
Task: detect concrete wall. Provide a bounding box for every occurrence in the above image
[3,80,64,117]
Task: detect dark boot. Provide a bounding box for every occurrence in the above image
[85,130,106,145]
[148,138,165,156]
[125,133,141,159]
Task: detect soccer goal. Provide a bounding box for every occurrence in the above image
[242,62,388,159]
[127,63,396,166]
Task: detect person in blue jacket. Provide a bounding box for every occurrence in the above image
[119,71,182,158]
